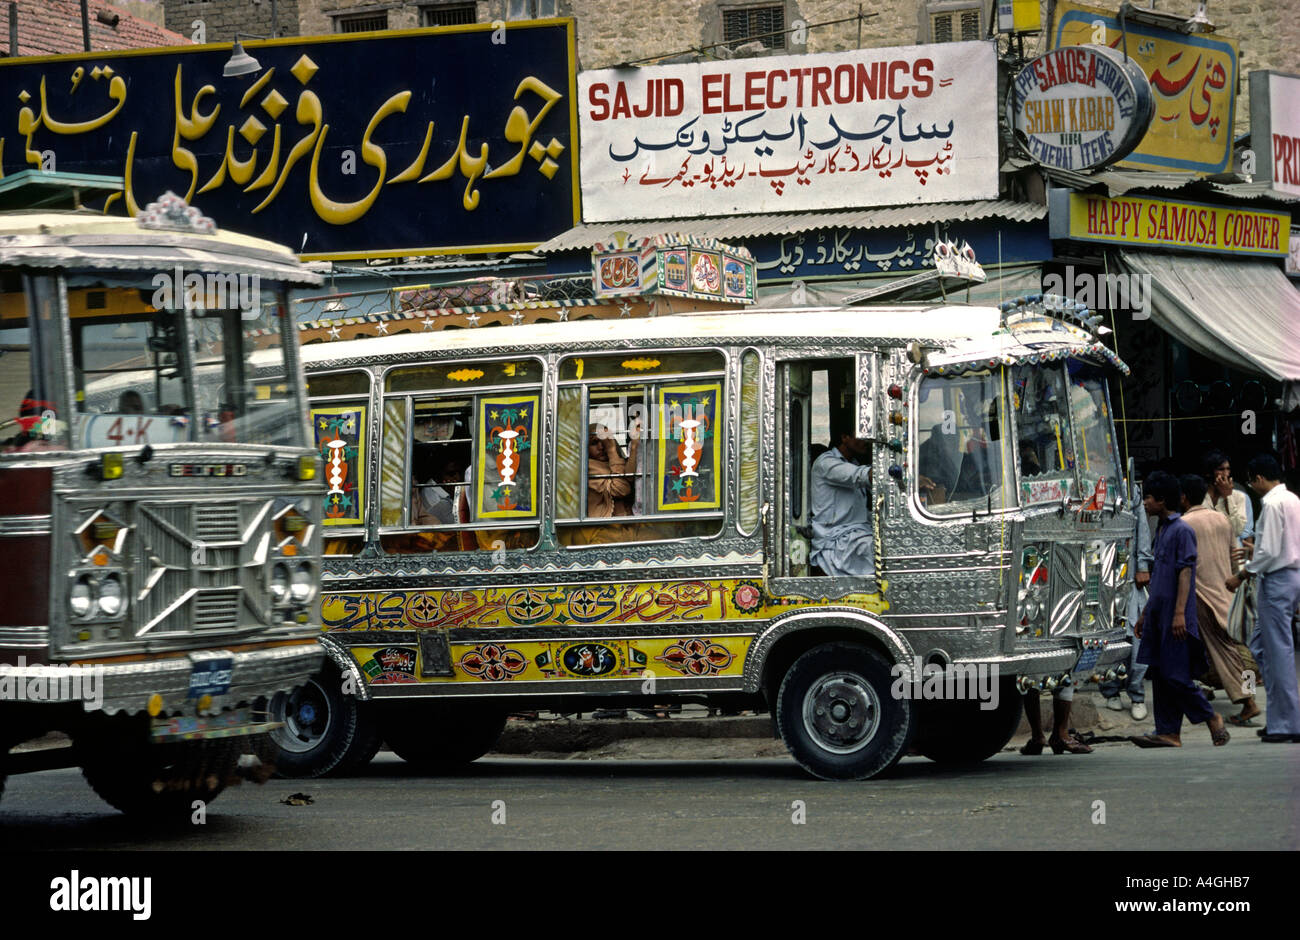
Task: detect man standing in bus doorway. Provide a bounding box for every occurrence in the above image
[1225,454,1300,743]
[1179,473,1258,726]
[810,420,874,578]
[1130,471,1230,748]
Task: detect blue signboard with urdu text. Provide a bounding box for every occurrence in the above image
[0,22,580,259]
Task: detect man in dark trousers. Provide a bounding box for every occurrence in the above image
[1130,471,1230,748]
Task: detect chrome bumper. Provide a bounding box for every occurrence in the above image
[5,642,327,716]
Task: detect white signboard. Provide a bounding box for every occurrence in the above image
[578,42,999,222]
[1249,70,1300,196]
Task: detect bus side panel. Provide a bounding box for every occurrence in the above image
[0,466,52,665]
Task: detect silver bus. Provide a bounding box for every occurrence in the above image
[0,198,325,815]
[288,284,1135,781]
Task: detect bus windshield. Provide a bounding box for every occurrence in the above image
[1065,361,1122,498]
[915,370,1015,515]
[68,277,305,449]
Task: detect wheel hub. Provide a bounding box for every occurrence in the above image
[803,673,880,754]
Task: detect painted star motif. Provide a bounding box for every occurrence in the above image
[376,321,389,335]
[558,309,569,322]
[327,324,341,340]
[489,410,499,420]
[422,317,436,330]
[510,311,525,325]
[618,302,632,317]
[467,314,481,327]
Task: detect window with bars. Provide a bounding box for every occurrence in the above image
[507,0,557,19]
[927,4,982,42]
[422,3,477,26]
[722,4,785,50]
[335,12,388,33]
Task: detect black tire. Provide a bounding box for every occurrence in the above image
[266,666,382,778]
[914,676,1022,765]
[776,642,913,781]
[78,722,241,818]
[380,702,507,771]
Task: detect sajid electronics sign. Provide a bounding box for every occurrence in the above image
[1008,45,1153,170]
[0,23,579,259]
[578,41,999,222]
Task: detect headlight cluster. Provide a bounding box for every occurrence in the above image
[68,571,128,619]
[269,561,315,606]
[1017,544,1050,637]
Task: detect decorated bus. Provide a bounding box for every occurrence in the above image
[0,186,325,815]
[286,237,1135,781]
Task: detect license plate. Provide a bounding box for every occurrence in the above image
[1073,646,1101,675]
[187,657,233,698]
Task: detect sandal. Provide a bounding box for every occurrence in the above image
[1130,733,1180,748]
[1209,720,1230,746]
[1049,735,1093,754]
[1019,739,1045,755]
[1226,714,1258,727]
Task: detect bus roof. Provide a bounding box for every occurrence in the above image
[299,303,1130,376]
[0,210,322,286]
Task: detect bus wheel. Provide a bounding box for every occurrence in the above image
[381,703,507,771]
[776,643,912,781]
[915,678,1023,765]
[79,728,240,818]
[267,667,381,778]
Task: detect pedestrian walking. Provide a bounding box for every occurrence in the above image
[1179,473,1259,725]
[1225,454,1300,743]
[1130,471,1230,748]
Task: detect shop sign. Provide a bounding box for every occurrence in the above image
[1048,190,1290,257]
[0,23,579,260]
[577,41,998,221]
[1008,45,1153,170]
[1248,70,1300,197]
[1051,0,1238,174]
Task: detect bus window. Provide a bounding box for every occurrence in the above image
[380,361,541,555]
[1065,361,1121,501]
[1,274,68,452]
[1011,365,1076,505]
[557,351,725,547]
[915,371,1014,515]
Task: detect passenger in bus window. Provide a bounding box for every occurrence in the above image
[586,422,638,517]
[810,420,874,578]
[118,389,145,414]
[412,447,466,527]
[918,421,958,506]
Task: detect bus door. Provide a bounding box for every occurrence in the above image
[772,356,863,594]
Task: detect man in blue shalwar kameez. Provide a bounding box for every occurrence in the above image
[1131,471,1230,748]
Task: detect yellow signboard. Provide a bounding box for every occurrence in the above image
[1051,0,1237,173]
[1049,191,1290,257]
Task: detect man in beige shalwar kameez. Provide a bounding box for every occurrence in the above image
[1181,474,1260,724]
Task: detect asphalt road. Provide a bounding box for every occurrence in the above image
[2,734,1296,851]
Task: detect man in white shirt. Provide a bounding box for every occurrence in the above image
[810,423,874,578]
[1226,454,1300,742]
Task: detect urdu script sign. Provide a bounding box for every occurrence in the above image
[0,23,580,259]
[577,41,999,222]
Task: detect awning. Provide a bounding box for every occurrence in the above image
[755,262,1043,308]
[534,201,1047,253]
[1120,250,1300,381]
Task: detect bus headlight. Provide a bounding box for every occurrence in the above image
[270,563,290,604]
[290,562,314,604]
[98,574,124,617]
[70,575,94,618]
